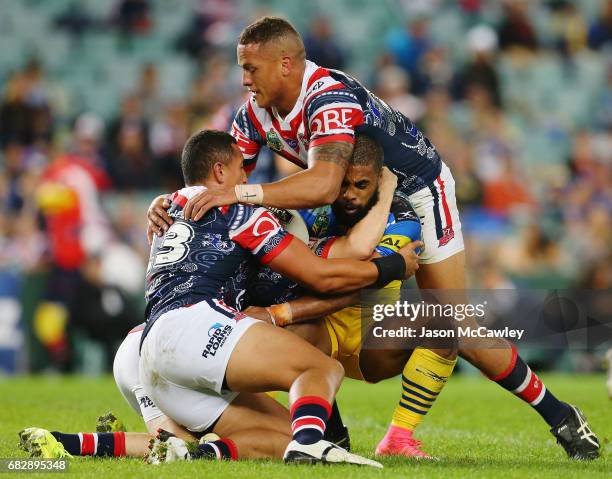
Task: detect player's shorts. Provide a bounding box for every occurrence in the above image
[323,280,401,381]
[324,306,365,381]
[139,300,259,432]
[406,162,464,264]
[113,325,164,423]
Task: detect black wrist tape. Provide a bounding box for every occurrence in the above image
[372,253,406,287]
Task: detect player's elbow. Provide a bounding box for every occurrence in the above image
[303,276,335,294]
[300,273,343,294]
[346,239,376,260]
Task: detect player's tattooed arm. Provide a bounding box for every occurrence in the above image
[184,141,354,220]
[246,141,353,210]
[308,141,353,169]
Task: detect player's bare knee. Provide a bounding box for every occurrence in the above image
[316,355,344,386]
[320,351,343,373]
[330,357,345,381]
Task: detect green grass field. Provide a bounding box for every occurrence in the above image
[1,373,610,478]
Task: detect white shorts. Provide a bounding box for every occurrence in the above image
[408,162,464,264]
[113,325,164,423]
[139,300,259,432]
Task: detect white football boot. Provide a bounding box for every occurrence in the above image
[284,439,383,468]
[147,436,191,464]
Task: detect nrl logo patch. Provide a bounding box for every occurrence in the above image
[266,129,283,151]
[312,213,330,237]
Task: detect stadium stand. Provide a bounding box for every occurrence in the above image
[0,0,609,374]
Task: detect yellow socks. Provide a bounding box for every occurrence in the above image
[391,348,457,430]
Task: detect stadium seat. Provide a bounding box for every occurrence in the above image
[158,57,195,100]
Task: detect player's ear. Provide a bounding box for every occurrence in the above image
[212,162,225,184]
[281,56,291,76]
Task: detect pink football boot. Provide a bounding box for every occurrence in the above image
[375,425,436,459]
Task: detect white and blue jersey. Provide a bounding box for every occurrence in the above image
[231,60,442,196]
[144,186,293,341]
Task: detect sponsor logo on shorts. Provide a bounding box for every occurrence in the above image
[139,396,155,408]
[202,323,233,358]
[208,322,224,337]
[438,227,455,247]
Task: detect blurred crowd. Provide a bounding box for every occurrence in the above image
[0,0,610,372]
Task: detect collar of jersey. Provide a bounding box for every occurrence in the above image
[178,185,206,200]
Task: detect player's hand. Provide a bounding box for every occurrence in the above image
[397,240,424,279]
[380,166,398,191]
[184,186,238,221]
[147,194,172,245]
[244,306,274,324]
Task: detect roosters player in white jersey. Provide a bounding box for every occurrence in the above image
[147,18,599,460]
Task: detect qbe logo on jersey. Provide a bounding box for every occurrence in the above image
[202,322,233,358]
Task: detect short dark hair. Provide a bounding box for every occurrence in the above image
[181,130,236,185]
[239,16,302,46]
[351,134,384,174]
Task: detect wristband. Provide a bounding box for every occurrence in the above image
[235,184,264,204]
[371,253,406,287]
[266,302,293,327]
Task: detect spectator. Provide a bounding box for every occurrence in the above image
[69,253,140,370]
[0,143,26,212]
[386,17,432,90]
[37,142,112,271]
[175,0,237,59]
[593,65,612,130]
[150,101,189,191]
[0,71,51,148]
[106,94,154,189]
[452,25,502,108]
[303,16,346,70]
[188,55,233,124]
[481,152,534,217]
[497,0,538,51]
[113,0,151,36]
[375,65,424,121]
[588,0,612,50]
[72,113,107,172]
[136,64,162,119]
[54,1,95,37]
[548,1,588,58]
[418,46,453,91]
[447,143,484,209]
[498,223,573,282]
